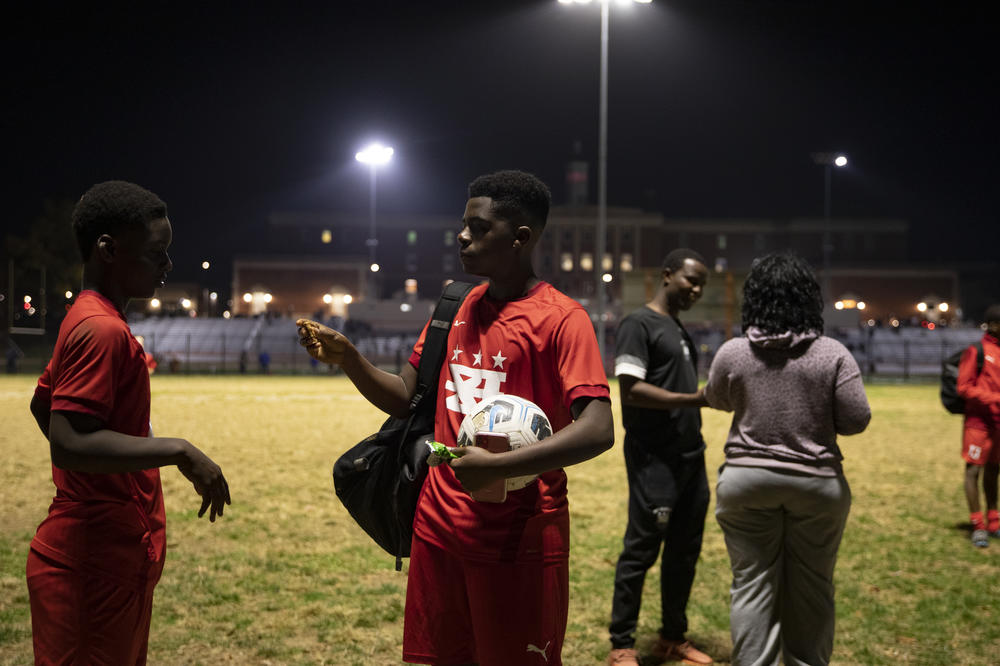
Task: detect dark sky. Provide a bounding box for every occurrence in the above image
[3,1,997,285]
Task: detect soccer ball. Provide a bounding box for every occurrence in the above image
[457,394,553,490]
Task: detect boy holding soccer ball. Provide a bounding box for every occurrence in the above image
[298,170,613,665]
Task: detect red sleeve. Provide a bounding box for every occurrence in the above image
[957,344,999,409]
[50,316,128,423]
[553,307,610,413]
[408,319,432,370]
[34,359,53,403]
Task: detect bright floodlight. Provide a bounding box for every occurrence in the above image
[857,301,866,310]
[202,261,210,270]
[602,273,613,283]
[834,155,848,167]
[343,294,353,304]
[263,293,273,303]
[939,302,949,312]
[322,294,333,304]
[150,298,161,308]
[210,292,218,301]
[242,293,253,303]
[355,143,394,166]
[65,290,73,299]
[180,298,192,310]
[370,263,380,273]
[917,302,927,312]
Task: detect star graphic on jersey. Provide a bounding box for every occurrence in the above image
[452,347,463,361]
[473,351,482,366]
[491,350,507,369]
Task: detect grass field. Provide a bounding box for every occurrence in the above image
[1,375,998,665]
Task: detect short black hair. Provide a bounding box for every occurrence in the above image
[984,304,1000,325]
[663,248,707,272]
[468,170,551,230]
[72,181,168,260]
[741,253,824,335]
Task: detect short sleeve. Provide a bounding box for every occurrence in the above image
[554,307,610,412]
[704,339,736,412]
[50,316,128,423]
[408,319,431,369]
[614,315,648,380]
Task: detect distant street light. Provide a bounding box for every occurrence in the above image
[811,152,848,300]
[559,0,651,368]
[355,142,394,302]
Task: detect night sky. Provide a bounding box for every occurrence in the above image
[3,1,997,287]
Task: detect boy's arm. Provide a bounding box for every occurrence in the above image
[30,393,50,438]
[49,410,231,521]
[619,376,707,409]
[297,319,416,418]
[449,396,614,492]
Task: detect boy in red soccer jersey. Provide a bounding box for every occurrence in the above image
[960,304,1000,548]
[27,181,231,665]
[298,170,614,665]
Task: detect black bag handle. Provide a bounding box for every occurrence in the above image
[391,280,474,570]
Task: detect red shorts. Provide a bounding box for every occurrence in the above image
[962,426,1000,465]
[26,549,157,666]
[402,535,569,666]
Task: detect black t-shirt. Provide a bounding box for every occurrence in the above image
[614,306,704,454]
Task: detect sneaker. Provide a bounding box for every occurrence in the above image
[607,647,641,665]
[972,529,990,548]
[651,638,713,665]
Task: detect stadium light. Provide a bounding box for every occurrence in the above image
[938,302,949,312]
[243,293,253,303]
[23,295,31,304]
[150,298,161,309]
[64,290,73,299]
[343,294,353,304]
[209,292,218,302]
[323,293,333,304]
[370,263,380,273]
[181,298,192,310]
[263,293,273,304]
[559,0,652,369]
[811,151,849,300]
[917,302,928,312]
[602,272,613,283]
[356,141,394,302]
[202,261,210,270]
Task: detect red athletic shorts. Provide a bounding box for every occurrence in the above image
[962,426,1000,465]
[26,549,158,666]
[402,535,569,666]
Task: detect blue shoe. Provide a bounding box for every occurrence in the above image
[972,529,990,548]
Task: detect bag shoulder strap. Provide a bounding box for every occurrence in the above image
[975,341,985,375]
[410,281,475,412]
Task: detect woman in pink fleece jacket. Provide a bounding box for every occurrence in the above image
[705,253,870,666]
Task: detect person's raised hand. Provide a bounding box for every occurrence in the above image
[176,442,231,522]
[296,319,352,366]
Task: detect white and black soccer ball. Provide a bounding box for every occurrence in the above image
[457,393,553,490]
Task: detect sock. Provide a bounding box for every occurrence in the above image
[971,511,986,531]
[988,510,999,533]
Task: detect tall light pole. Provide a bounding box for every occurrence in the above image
[355,142,394,302]
[810,152,848,301]
[559,0,651,369]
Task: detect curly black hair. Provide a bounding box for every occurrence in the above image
[663,248,707,272]
[72,181,167,260]
[741,253,824,335]
[468,170,551,230]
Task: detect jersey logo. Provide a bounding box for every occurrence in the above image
[445,363,507,414]
[526,641,550,661]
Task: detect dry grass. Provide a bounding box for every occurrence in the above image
[1,375,998,664]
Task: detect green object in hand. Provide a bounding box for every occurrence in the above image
[428,441,459,460]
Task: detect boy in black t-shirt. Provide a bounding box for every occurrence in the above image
[606,249,713,666]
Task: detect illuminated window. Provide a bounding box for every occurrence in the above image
[602,253,613,271]
[321,229,332,244]
[580,253,594,271]
[560,253,574,272]
[405,279,418,295]
[620,253,633,272]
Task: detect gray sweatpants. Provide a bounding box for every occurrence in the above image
[715,464,851,666]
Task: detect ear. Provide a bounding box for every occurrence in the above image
[661,267,672,286]
[512,225,534,250]
[95,234,116,263]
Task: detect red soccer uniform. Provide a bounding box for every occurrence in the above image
[27,289,166,665]
[402,281,609,665]
[959,332,1000,465]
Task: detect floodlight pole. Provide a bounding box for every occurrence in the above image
[596,1,609,368]
[367,163,378,302]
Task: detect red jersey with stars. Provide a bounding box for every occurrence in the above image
[408,281,609,562]
[31,290,165,588]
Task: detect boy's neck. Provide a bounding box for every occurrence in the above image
[81,272,127,315]
[486,271,539,302]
